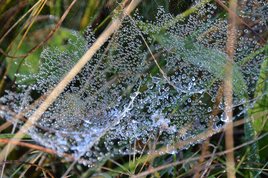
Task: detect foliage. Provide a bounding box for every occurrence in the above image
[0,0,267,177]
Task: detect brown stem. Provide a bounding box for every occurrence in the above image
[194,85,224,178]
[224,0,238,177]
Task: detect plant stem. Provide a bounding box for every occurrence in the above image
[224,0,237,177]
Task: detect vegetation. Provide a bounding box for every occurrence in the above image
[0,0,267,177]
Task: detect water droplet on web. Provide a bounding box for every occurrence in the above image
[220,112,230,123]
[187,98,192,103]
[182,74,186,79]
[212,122,222,131]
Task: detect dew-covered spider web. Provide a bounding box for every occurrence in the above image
[0,0,267,166]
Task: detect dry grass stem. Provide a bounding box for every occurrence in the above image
[0,138,62,156]
[0,160,55,178]
[224,0,238,177]
[0,0,77,59]
[0,122,11,133]
[194,85,223,178]
[0,0,42,44]
[132,132,268,178]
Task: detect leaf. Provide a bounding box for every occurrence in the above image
[156,33,248,98]
[5,27,78,84]
[244,45,267,178]
[91,173,112,178]
[249,53,268,133]
[0,133,30,139]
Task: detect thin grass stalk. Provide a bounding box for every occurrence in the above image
[0,114,18,178]
[224,0,238,177]
[131,132,268,178]
[0,0,42,45]
[18,153,43,178]
[194,85,224,178]
[17,0,47,49]
[0,122,11,132]
[0,160,55,178]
